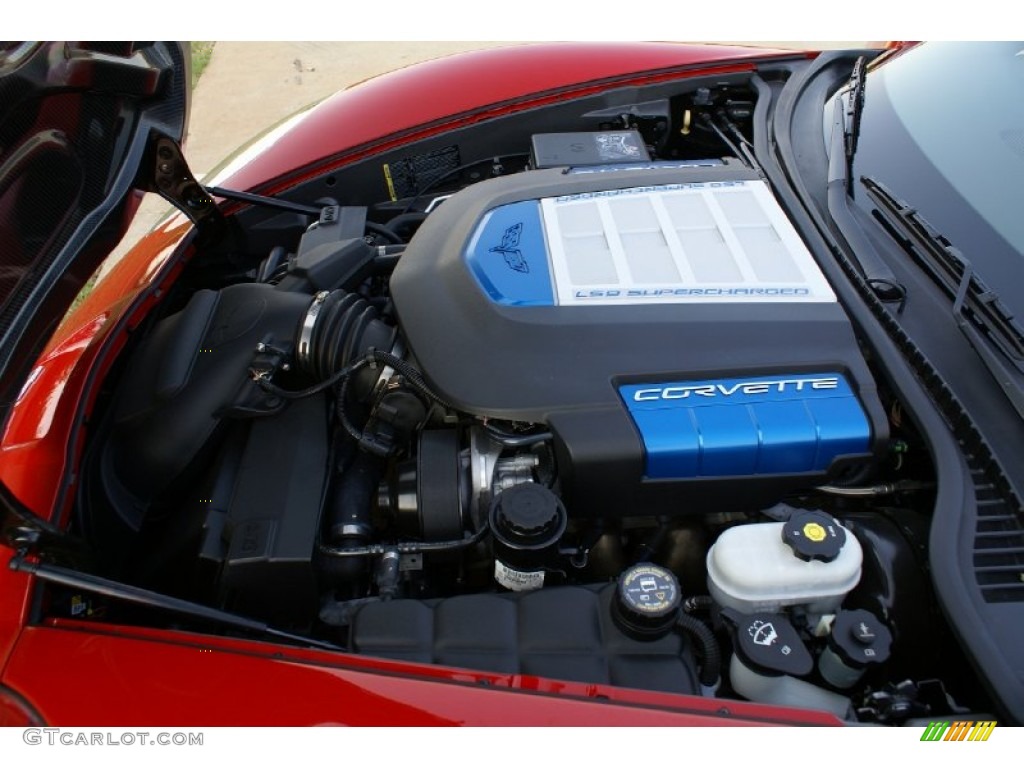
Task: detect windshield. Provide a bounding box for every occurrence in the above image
[850,42,1024,316]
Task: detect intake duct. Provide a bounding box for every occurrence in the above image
[296,289,394,380]
[100,282,393,528]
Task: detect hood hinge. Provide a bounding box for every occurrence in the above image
[140,134,229,246]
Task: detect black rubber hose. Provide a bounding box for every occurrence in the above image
[683,595,715,613]
[365,221,402,244]
[698,112,744,163]
[333,455,380,536]
[385,212,428,239]
[256,355,370,400]
[482,423,553,447]
[318,519,490,557]
[307,291,394,381]
[676,612,722,688]
[318,452,383,586]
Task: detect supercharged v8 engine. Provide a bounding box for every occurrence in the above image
[391,164,888,517]
[82,114,961,720]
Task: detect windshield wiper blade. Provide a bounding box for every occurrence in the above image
[862,175,1024,417]
[841,56,867,195]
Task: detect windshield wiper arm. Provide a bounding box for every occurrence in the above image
[862,175,1024,418]
[841,56,867,195]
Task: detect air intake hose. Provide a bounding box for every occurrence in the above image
[295,289,395,381]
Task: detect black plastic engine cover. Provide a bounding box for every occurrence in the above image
[351,584,700,694]
[390,165,889,514]
[199,393,329,625]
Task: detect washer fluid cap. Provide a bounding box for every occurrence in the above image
[728,610,813,677]
[782,510,846,562]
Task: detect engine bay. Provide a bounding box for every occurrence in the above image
[68,73,992,723]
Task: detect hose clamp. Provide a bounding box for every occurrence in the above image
[297,290,329,369]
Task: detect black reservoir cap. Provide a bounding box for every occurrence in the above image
[782,510,846,562]
[490,483,567,549]
[828,609,893,668]
[612,563,682,640]
[724,609,813,677]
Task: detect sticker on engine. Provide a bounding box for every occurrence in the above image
[494,560,545,592]
[540,180,836,306]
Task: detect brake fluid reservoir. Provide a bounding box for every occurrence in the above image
[707,511,862,614]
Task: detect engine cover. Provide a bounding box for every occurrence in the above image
[390,165,888,514]
[351,585,700,694]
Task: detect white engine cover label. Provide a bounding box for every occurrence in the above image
[494,560,545,592]
[540,180,836,306]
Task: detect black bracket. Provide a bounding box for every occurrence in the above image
[143,134,227,245]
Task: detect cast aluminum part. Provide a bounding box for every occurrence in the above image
[337,523,372,539]
[493,455,540,494]
[468,427,540,520]
[468,428,503,516]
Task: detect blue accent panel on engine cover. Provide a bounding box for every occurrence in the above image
[464,201,555,306]
[619,374,871,479]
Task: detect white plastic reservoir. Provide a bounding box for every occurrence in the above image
[707,520,862,614]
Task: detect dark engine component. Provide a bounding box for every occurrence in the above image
[489,483,567,590]
[101,284,311,526]
[530,129,651,169]
[350,584,700,695]
[379,430,469,541]
[197,393,328,625]
[390,163,890,515]
[726,610,814,678]
[819,609,893,689]
[101,280,392,527]
[296,288,392,381]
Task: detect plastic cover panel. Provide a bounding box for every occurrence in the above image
[464,180,837,307]
[352,585,699,694]
[620,373,870,479]
[542,180,836,306]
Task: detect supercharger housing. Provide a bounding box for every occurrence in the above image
[389,163,888,516]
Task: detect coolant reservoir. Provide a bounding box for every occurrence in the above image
[707,511,862,614]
